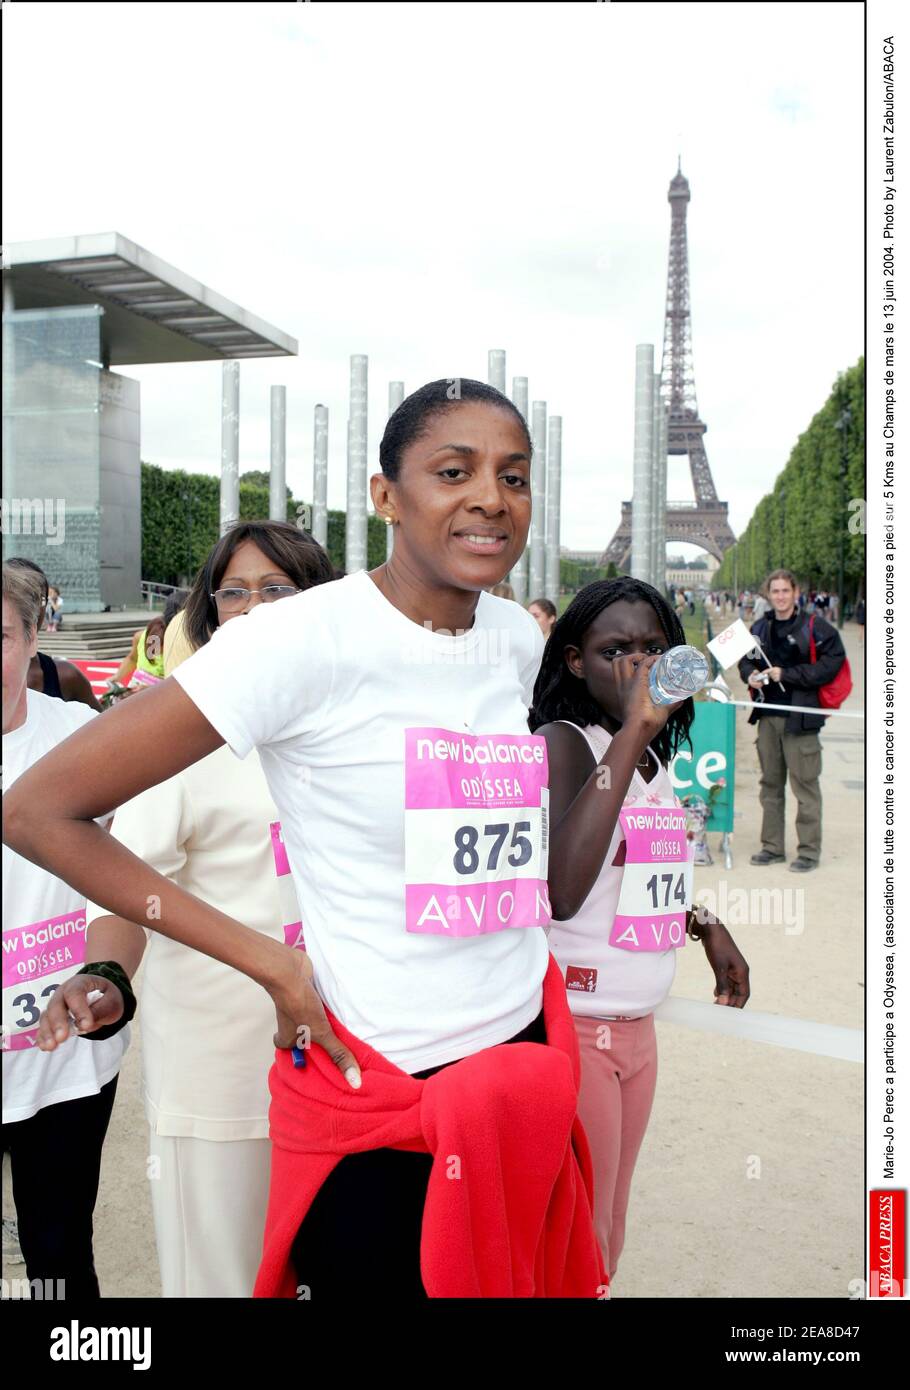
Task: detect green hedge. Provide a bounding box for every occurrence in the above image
[142,461,638,597]
[558,559,621,596]
[140,462,386,584]
[142,460,624,597]
[714,358,865,594]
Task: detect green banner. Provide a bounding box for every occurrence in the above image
[668,701,736,832]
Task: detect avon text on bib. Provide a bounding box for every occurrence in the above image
[609,805,693,952]
[404,728,551,936]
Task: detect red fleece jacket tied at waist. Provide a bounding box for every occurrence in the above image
[255,954,608,1298]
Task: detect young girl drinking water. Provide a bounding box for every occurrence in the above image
[530,578,750,1282]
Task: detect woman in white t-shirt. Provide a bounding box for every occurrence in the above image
[530,578,750,1281]
[7,380,575,1300]
[2,565,129,1297]
[57,521,334,1298]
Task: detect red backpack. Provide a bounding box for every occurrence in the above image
[809,615,853,708]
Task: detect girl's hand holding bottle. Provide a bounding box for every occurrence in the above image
[610,654,685,746]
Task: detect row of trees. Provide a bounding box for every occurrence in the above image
[140,463,388,585]
[143,359,864,600]
[142,462,623,598]
[558,558,619,595]
[713,358,865,595]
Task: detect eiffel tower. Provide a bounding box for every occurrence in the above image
[602,163,737,568]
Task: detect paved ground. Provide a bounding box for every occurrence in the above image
[3,619,864,1299]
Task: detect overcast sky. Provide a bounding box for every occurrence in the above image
[3,1,864,558]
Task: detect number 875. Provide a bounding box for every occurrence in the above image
[453,822,533,875]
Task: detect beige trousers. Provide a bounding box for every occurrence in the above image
[147,1129,271,1298]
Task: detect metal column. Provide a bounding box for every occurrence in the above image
[545,415,562,602]
[2,280,14,522]
[220,361,240,536]
[655,390,668,592]
[630,345,654,582]
[511,375,529,424]
[386,381,404,558]
[487,349,506,394]
[345,354,368,574]
[269,385,286,521]
[649,375,662,588]
[509,376,529,602]
[313,404,328,548]
[528,400,547,600]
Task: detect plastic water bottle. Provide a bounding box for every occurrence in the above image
[649,645,710,705]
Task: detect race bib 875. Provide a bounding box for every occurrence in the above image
[404,727,551,936]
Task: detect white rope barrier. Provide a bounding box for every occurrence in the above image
[713,698,864,720]
[654,995,862,1063]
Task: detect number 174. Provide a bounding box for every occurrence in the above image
[645,872,687,908]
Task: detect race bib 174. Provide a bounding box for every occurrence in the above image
[609,805,693,953]
[404,727,551,937]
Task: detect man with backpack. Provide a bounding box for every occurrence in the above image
[737,569,849,873]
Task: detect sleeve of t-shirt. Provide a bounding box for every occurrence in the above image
[85,771,195,939]
[517,610,546,709]
[170,590,336,758]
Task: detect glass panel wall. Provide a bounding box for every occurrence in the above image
[2,305,104,611]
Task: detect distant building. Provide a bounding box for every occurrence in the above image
[3,233,295,611]
[560,548,605,563]
[665,553,720,589]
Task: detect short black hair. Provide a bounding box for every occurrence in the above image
[529,577,694,768]
[379,378,532,482]
[182,520,335,653]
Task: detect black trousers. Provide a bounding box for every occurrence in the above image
[291,1011,547,1300]
[2,1074,118,1298]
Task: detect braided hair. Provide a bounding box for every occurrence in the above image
[529,577,694,768]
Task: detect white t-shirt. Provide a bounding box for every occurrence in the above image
[85,743,301,1141]
[547,722,688,1020]
[2,690,129,1124]
[172,570,550,1074]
